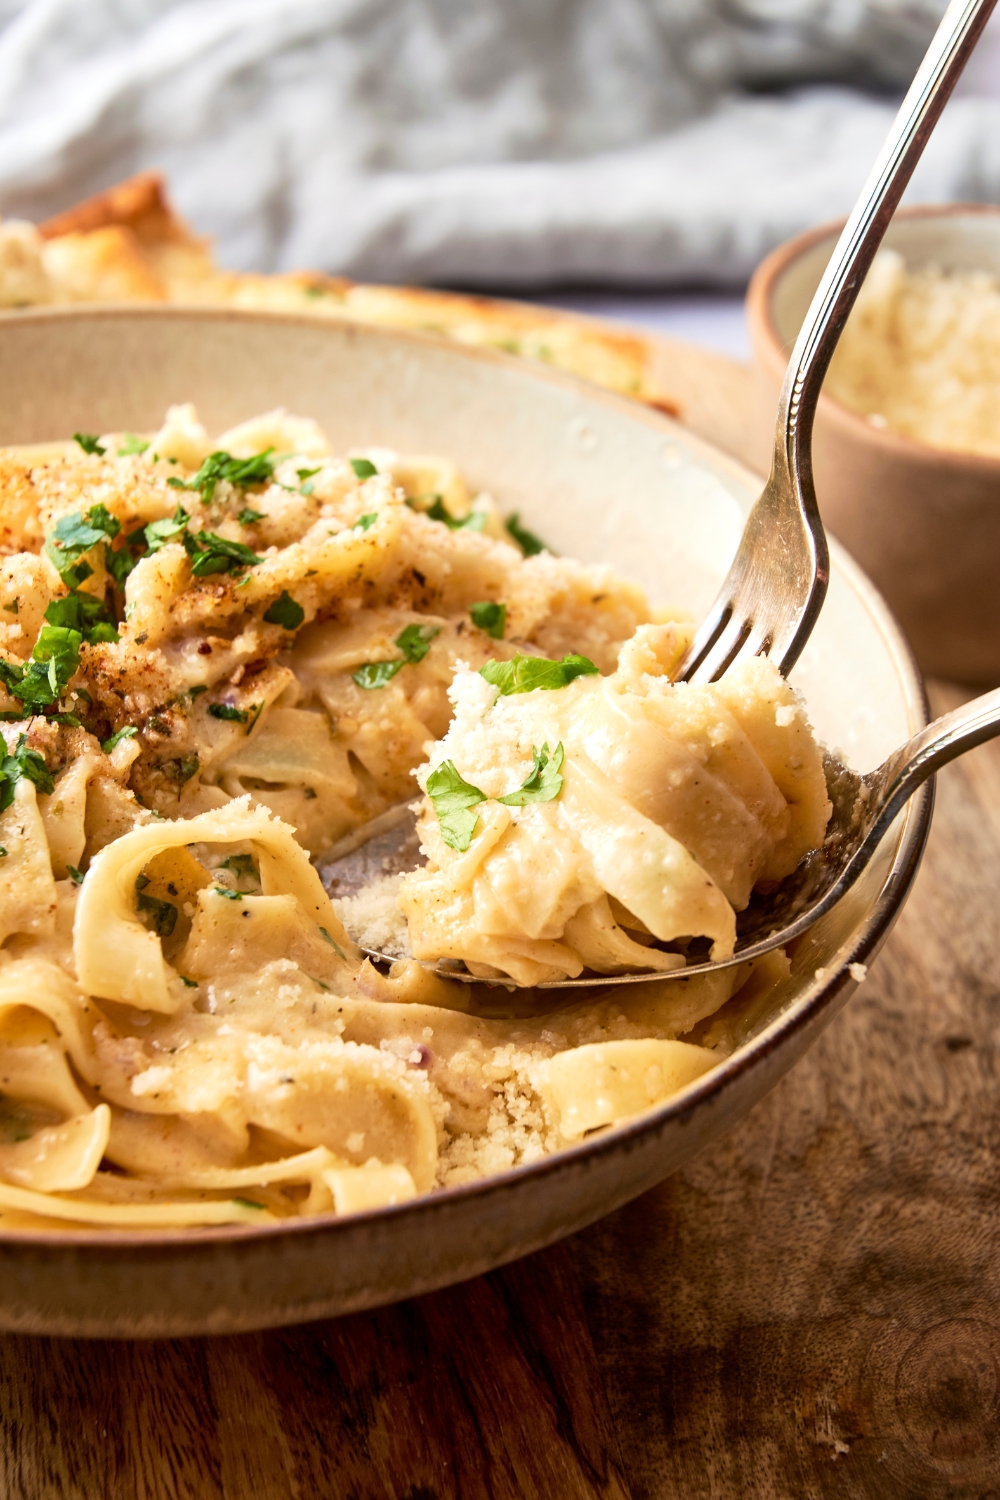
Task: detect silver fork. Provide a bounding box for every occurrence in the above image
[678,0,998,686]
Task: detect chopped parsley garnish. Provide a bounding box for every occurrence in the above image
[231,1197,265,1210]
[73,433,105,456]
[160,755,199,785]
[101,725,138,754]
[51,712,82,726]
[50,507,119,553]
[351,623,441,690]
[354,512,378,532]
[183,530,262,578]
[424,742,566,849]
[426,759,486,852]
[469,601,506,639]
[144,504,190,554]
[167,448,279,504]
[318,926,347,960]
[208,703,249,723]
[0,624,84,712]
[117,434,150,456]
[350,458,378,480]
[44,505,121,588]
[136,891,178,937]
[424,496,486,532]
[297,466,322,492]
[220,854,259,882]
[4,601,17,615]
[0,735,54,812]
[212,887,243,901]
[47,557,91,591]
[66,865,84,886]
[352,660,404,691]
[505,513,548,556]
[262,591,305,631]
[237,507,265,526]
[0,848,7,858]
[105,541,139,591]
[29,624,82,688]
[497,742,564,805]
[179,975,198,988]
[480,652,598,696]
[395,623,440,663]
[44,591,119,644]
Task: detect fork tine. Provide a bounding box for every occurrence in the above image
[681,611,751,685]
[677,601,734,684]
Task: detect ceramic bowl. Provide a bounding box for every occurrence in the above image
[0,307,929,1337]
[747,204,1000,685]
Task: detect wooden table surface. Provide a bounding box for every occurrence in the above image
[3,338,999,1500]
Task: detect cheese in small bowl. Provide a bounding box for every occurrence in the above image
[825,248,1000,459]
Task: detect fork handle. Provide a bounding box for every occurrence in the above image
[775,0,999,507]
[875,686,1000,829]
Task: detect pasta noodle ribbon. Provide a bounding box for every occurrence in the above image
[0,780,58,947]
[0,1105,109,1193]
[241,1034,438,1193]
[74,798,357,1011]
[163,1142,417,1215]
[540,1038,718,1139]
[558,752,737,957]
[217,706,358,855]
[321,1163,417,1215]
[38,750,99,879]
[0,958,99,1088]
[0,1183,275,1228]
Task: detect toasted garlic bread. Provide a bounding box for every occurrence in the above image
[0,172,680,418]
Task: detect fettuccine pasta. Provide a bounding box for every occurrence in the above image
[0,408,825,1229]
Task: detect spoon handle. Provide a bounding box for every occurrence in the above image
[875,685,1000,827]
[771,0,997,662]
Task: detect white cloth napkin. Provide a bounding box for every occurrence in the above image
[0,0,998,286]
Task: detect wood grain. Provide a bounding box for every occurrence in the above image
[0,1245,628,1499]
[1,328,997,1496]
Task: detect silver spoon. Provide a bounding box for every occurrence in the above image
[322,686,1000,987]
[678,0,997,686]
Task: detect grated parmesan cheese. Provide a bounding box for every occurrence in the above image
[826,248,1000,457]
[333,873,411,958]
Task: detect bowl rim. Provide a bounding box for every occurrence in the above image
[746,201,1000,476]
[0,303,932,1257]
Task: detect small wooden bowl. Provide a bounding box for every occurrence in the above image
[747,204,1000,684]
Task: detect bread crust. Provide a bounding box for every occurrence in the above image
[24,173,679,414]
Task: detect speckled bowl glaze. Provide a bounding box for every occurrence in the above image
[0,306,929,1338]
[747,203,1000,684]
